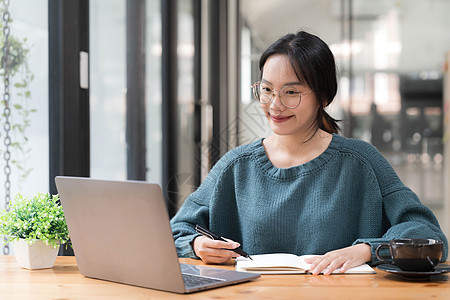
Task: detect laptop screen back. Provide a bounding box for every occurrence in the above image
[55,176,186,293]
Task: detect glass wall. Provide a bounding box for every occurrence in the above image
[166,0,197,210]
[0,0,49,252]
[90,0,163,183]
[146,0,162,184]
[90,0,127,180]
[345,0,450,232]
[239,0,450,237]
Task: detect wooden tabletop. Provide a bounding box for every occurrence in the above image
[0,256,449,299]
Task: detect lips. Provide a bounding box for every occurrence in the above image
[270,114,294,123]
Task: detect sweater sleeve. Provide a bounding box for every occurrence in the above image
[170,151,231,258]
[170,195,208,258]
[351,141,448,263]
[353,188,448,263]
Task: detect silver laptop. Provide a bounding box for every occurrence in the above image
[55,176,259,293]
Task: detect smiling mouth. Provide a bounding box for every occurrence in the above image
[270,114,294,123]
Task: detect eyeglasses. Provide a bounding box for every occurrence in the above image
[251,81,313,109]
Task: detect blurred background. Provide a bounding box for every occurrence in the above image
[1,0,450,255]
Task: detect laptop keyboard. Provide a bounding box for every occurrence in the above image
[182,273,225,287]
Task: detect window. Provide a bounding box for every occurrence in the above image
[90,0,127,180]
[0,0,49,252]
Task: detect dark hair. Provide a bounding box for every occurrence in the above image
[259,31,340,134]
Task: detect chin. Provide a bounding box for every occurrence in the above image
[269,126,293,136]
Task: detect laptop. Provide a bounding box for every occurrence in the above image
[55,176,259,293]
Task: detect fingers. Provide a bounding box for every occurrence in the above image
[221,237,241,250]
[310,253,345,275]
[339,260,351,274]
[193,236,241,264]
[309,244,371,275]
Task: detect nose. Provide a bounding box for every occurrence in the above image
[269,91,285,110]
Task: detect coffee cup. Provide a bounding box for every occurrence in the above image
[375,238,443,272]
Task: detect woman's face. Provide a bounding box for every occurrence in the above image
[260,54,319,137]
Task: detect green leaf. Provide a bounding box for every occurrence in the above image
[0,193,70,246]
[14,82,26,88]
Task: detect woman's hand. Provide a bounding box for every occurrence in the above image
[193,236,241,264]
[304,243,372,275]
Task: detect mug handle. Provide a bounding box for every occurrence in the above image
[427,256,439,270]
[375,244,394,264]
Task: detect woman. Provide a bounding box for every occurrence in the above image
[170,30,448,275]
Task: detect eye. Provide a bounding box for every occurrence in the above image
[282,87,300,96]
[260,85,273,94]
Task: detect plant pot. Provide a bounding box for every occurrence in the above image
[12,239,60,270]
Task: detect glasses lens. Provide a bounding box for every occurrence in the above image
[252,82,302,108]
[280,86,301,108]
[252,82,271,104]
[258,83,273,104]
[252,83,261,102]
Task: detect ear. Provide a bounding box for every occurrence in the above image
[322,95,330,108]
[318,93,329,108]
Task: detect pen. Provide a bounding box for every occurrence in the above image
[195,224,253,260]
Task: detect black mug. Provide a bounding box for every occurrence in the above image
[375,238,443,272]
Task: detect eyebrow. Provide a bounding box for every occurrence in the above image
[261,79,304,86]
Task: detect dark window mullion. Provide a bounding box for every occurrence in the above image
[48,0,90,256]
[209,0,228,165]
[49,0,90,192]
[126,0,147,180]
[193,0,202,188]
[161,0,178,217]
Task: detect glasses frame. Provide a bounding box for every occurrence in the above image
[251,81,314,109]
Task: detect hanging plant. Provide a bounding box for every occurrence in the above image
[0,10,36,186]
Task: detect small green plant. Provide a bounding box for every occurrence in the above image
[0,193,70,248]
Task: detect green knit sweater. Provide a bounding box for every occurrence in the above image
[170,134,448,263]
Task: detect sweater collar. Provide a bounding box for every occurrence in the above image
[252,133,343,180]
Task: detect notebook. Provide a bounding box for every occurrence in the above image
[236,253,375,274]
[55,176,259,294]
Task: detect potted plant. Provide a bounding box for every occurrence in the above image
[0,193,70,269]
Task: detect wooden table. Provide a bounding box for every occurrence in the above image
[1,256,449,299]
